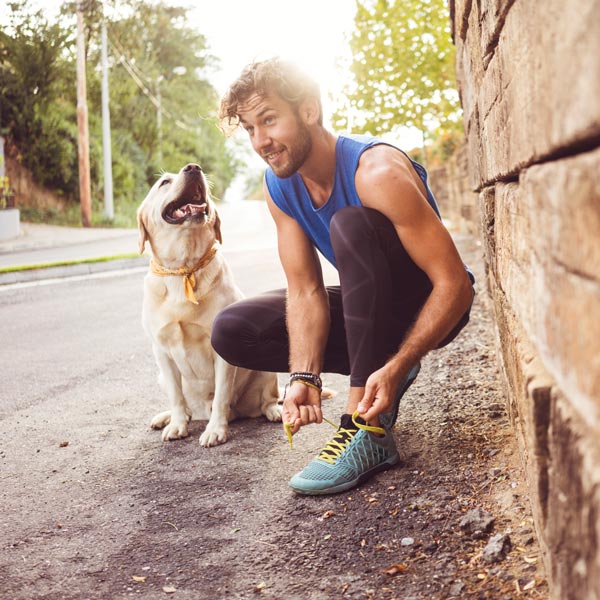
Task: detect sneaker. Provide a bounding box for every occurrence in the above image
[288,413,399,495]
[379,362,421,430]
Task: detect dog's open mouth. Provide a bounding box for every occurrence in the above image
[162,197,208,224]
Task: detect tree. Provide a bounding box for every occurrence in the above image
[0,1,80,196]
[79,0,236,202]
[333,0,462,153]
[0,0,236,224]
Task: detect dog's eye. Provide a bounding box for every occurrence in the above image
[159,179,171,188]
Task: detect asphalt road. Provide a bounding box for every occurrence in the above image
[0,209,547,599]
[0,208,343,599]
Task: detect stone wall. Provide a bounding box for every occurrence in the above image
[449,1,600,598]
[428,144,478,235]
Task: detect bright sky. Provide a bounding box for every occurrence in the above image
[17,0,422,197]
[182,0,357,127]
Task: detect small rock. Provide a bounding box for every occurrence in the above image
[448,581,464,597]
[482,533,512,563]
[518,527,532,534]
[401,537,414,546]
[459,507,495,539]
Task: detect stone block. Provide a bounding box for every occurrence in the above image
[546,394,600,600]
[449,0,473,42]
[479,0,517,64]
[491,153,600,431]
[455,0,600,187]
[0,208,20,241]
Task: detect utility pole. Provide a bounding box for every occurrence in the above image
[101,16,114,221]
[76,1,92,227]
[156,75,163,165]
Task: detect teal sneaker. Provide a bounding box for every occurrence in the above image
[288,413,399,495]
[379,362,421,430]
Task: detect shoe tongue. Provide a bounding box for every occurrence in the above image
[339,413,356,430]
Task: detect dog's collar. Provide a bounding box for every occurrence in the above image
[149,242,220,305]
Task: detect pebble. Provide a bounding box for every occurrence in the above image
[401,537,415,546]
[448,581,464,597]
[459,507,495,539]
[482,533,512,563]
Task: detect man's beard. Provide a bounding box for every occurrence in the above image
[268,121,312,178]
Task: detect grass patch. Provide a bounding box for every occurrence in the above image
[19,197,140,228]
[0,253,143,274]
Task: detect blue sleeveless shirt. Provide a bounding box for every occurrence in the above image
[265,134,473,282]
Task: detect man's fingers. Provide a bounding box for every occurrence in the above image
[299,404,321,425]
[357,385,376,415]
[282,402,299,426]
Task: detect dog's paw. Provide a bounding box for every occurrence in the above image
[263,403,282,422]
[161,420,189,441]
[199,424,228,447]
[150,410,171,430]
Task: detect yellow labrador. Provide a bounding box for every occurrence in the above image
[137,163,281,447]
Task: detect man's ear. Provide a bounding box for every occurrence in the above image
[300,97,320,125]
[137,208,149,254]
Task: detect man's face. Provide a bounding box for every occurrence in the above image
[238,93,312,178]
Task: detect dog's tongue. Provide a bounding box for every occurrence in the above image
[172,203,206,220]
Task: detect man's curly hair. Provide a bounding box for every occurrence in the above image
[219,57,323,133]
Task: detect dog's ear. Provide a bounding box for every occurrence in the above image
[137,207,149,254]
[213,206,223,245]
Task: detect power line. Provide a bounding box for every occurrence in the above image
[107,31,195,132]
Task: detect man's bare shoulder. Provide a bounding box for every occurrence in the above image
[356,143,426,199]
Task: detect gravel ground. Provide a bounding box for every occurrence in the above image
[0,233,548,599]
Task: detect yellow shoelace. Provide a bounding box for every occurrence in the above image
[283,411,386,452]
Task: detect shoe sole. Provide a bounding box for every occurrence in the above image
[289,453,400,496]
[381,362,421,430]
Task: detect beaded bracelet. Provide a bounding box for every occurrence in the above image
[289,371,322,391]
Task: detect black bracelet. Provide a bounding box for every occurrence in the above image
[289,371,322,390]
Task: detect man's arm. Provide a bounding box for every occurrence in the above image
[265,182,330,433]
[355,145,474,422]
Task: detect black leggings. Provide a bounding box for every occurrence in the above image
[211,206,471,386]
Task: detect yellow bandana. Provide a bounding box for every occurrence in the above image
[149,243,219,304]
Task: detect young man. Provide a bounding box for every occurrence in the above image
[212,57,475,495]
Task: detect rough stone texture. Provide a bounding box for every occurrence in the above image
[426,144,478,235]
[450,0,600,598]
[452,0,600,189]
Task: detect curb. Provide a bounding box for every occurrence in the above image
[0,256,149,286]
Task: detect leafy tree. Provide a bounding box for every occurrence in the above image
[0,1,80,196]
[333,0,462,156]
[0,0,236,225]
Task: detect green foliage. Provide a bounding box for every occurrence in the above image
[407,128,464,167]
[0,0,236,225]
[333,0,462,139]
[0,2,78,191]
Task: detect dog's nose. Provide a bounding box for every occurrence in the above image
[182,163,202,173]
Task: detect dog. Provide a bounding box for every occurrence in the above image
[137,162,281,447]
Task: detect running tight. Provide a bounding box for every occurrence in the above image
[211,206,471,387]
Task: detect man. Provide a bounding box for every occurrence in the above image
[212,57,475,495]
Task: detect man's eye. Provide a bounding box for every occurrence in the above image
[159,179,171,188]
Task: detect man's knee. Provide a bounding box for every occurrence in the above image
[331,206,378,249]
[210,305,241,364]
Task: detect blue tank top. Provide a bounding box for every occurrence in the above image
[265,134,473,282]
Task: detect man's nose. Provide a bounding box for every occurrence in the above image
[253,127,271,151]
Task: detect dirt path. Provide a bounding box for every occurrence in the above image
[0,234,548,599]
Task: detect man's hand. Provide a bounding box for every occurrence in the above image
[282,382,323,434]
[357,362,403,423]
